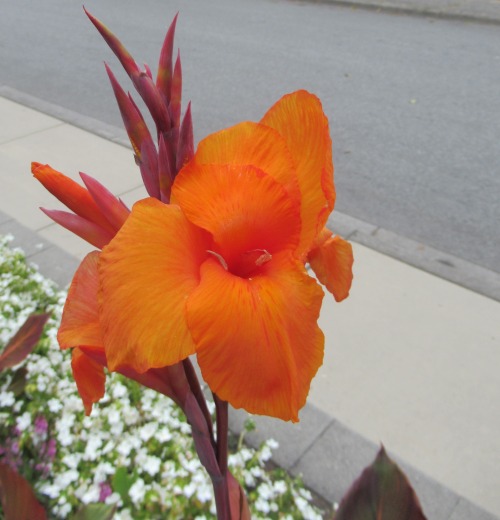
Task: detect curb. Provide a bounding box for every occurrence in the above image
[1,212,498,520]
[297,0,500,26]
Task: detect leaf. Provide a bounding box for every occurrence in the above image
[70,503,116,520]
[0,462,47,520]
[111,467,135,502]
[0,313,49,372]
[7,367,28,397]
[335,446,427,520]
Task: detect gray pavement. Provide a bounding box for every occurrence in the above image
[1,95,499,519]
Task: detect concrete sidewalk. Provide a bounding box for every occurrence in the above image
[1,95,499,519]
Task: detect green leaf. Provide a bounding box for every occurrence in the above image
[0,313,49,372]
[112,467,135,502]
[70,503,116,520]
[335,446,427,520]
[7,367,28,396]
[0,462,47,520]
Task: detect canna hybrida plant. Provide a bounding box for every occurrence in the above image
[31,8,353,518]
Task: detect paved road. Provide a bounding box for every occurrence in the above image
[1,0,499,273]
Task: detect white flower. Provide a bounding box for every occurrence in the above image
[143,455,161,476]
[94,461,115,482]
[81,484,100,504]
[295,496,323,520]
[273,480,287,494]
[54,469,79,488]
[117,438,134,458]
[16,411,31,430]
[84,435,103,461]
[0,391,15,407]
[112,382,128,399]
[114,509,133,520]
[266,438,279,450]
[196,482,213,503]
[105,492,122,506]
[57,427,74,447]
[183,481,197,498]
[48,398,63,413]
[139,421,157,442]
[128,478,146,504]
[110,420,124,436]
[107,408,121,425]
[257,482,274,500]
[123,408,140,426]
[259,445,273,462]
[40,483,60,499]
[57,502,72,518]
[62,453,81,469]
[255,497,271,514]
[156,427,172,443]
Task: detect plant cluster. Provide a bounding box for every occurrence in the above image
[0,235,325,519]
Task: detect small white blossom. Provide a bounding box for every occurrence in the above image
[139,421,157,442]
[0,391,15,407]
[16,411,31,430]
[112,382,128,399]
[156,427,172,443]
[40,483,60,499]
[48,398,63,413]
[143,455,161,476]
[129,478,146,504]
[255,497,271,514]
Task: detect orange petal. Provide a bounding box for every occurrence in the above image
[58,251,102,349]
[187,252,324,422]
[172,163,301,273]
[71,347,106,415]
[308,229,354,302]
[98,198,210,373]
[260,91,335,256]
[189,121,300,204]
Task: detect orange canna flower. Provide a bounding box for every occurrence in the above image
[58,90,353,422]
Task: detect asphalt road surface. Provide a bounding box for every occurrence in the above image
[1,0,499,273]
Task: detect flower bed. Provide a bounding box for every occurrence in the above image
[0,235,326,519]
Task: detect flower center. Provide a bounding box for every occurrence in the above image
[207,248,272,278]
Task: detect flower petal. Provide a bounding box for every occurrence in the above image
[189,121,300,204]
[260,91,335,256]
[187,253,324,422]
[58,251,102,349]
[71,347,106,415]
[308,229,354,302]
[172,163,301,272]
[99,198,210,372]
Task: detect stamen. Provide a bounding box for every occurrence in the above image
[244,249,272,266]
[207,250,228,271]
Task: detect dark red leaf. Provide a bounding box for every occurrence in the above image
[0,314,49,372]
[156,13,179,105]
[335,446,427,520]
[40,209,113,249]
[169,51,182,129]
[132,73,171,135]
[0,462,47,520]
[84,8,139,77]
[104,64,155,164]
[176,102,194,173]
